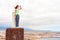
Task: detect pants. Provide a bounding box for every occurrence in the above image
[15,15,19,27]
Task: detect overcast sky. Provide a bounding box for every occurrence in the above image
[0,0,60,31]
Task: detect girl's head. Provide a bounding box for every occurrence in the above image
[15,5,21,9]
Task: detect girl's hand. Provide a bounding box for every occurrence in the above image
[19,6,22,10]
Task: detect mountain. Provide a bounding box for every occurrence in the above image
[24,28,52,32]
[0,23,11,30]
[0,23,57,32]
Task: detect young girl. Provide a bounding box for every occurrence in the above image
[13,5,22,27]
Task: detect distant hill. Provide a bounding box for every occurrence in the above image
[0,26,51,32]
[0,23,58,32]
[24,28,52,32]
[0,23,11,30]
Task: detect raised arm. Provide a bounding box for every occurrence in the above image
[19,6,22,10]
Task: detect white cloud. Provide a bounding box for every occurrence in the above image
[0,0,60,31]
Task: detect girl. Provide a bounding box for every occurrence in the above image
[13,5,22,27]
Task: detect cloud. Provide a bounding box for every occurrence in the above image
[0,0,60,31]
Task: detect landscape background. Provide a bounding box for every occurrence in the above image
[0,0,60,40]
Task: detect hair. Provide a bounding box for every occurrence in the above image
[15,5,19,9]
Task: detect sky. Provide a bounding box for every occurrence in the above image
[0,0,60,31]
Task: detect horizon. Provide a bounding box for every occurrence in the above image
[0,23,60,32]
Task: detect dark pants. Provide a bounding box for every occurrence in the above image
[15,15,19,27]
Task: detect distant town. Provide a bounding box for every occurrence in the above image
[0,30,60,40]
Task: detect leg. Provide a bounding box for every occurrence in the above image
[16,15,19,27]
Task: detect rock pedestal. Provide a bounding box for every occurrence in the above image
[6,28,24,40]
